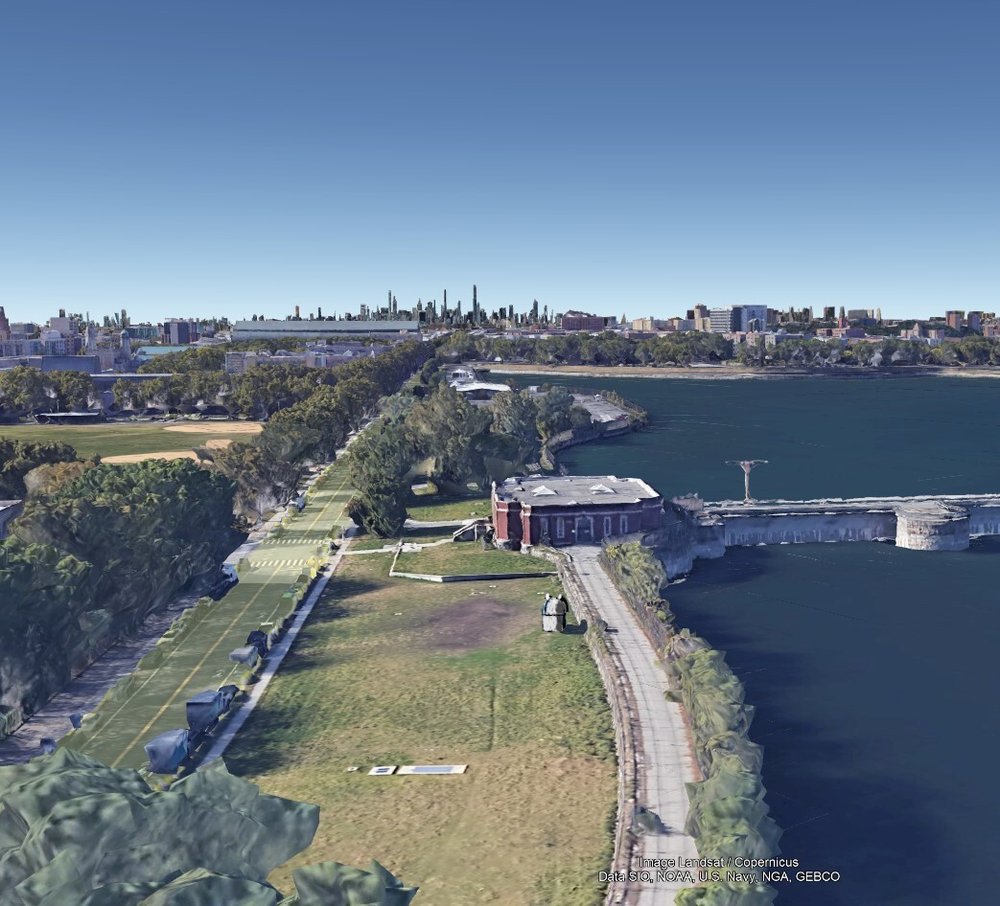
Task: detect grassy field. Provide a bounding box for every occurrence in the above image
[393,543,554,577]
[0,421,261,460]
[226,553,616,906]
[406,493,491,522]
[349,526,457,552]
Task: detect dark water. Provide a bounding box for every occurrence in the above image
[544,375,1000,905]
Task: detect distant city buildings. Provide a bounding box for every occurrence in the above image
[231,319,421,341]
[561,311,618,331]
[165,319,199,345]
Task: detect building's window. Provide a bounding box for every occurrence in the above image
[556,517,565,539]
[620,514,629,534]
[539,516,549,540]
[604,515,612,536]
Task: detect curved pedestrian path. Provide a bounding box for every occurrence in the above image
[564,545,699,904]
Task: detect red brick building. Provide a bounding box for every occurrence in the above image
[560,311,617,331]
[492,475,663,548]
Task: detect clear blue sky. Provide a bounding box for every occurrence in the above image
[1,1,997,324]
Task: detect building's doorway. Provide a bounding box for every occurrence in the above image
[576,516,593,542]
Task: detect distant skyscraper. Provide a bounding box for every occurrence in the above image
[0,306,10,342]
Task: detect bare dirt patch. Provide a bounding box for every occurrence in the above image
[163,422,263,435]
[102,450,200,463]
[413,596,534,652]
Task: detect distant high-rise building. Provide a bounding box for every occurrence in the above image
[0,306,10,342]
[946,310,964,330]
[562,311,617,331]
[708,307,739,333]
[823,306,836,320]
[738,305,767,333]
[165,319,199,345]
[967,311,983,333]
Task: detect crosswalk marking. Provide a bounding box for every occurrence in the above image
[246,559,312,569]
[261,538,325,545]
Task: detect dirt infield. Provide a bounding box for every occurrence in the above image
[163,422,262,435]
[414,596,534,652]
[102,437,238,463]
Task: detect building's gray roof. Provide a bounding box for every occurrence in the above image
[451,381,512,393]
[232,320,419,337]
[495,475,661,507]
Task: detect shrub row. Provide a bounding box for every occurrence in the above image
[599,542,780,905]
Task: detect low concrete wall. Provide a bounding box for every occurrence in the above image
[722,510,897,546]
[388,569,556,582]
[661,492,1000,577]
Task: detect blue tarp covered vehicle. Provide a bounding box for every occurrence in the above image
[186,684,239,736]
[144,728,190,774]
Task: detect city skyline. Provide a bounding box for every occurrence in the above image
[2,2,997,323]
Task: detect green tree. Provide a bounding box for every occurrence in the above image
[0,439,79,498]
[406,384,491,489]
[346,422,411,536]
[50,371,94,411]
[491,389,539,449]
[0,366,49,414]
[535,386,575,440]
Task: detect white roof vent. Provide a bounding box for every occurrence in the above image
[590,483,615,494]
[532,485,557,496]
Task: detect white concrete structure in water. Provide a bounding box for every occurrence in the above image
[662,493,1000,577]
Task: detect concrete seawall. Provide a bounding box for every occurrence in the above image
[661,493,1000,578]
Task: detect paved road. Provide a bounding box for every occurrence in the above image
[566,546,699,904]
[0,458,354,768]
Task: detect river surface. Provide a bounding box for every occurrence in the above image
[541,374,1000,906]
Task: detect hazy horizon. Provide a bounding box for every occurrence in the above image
[2,1,997,324]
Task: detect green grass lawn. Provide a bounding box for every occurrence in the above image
[349,526,457,552]
[226,553,616,906]
[0,422,262,460]
[393,543,554,576]
[405,493,491,522]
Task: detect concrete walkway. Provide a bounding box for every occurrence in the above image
[564,546,699,904]
[0,459,338,765]
[199,529,355,765]
[0,592,201,763]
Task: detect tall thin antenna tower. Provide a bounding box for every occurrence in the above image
[725,460,768,503]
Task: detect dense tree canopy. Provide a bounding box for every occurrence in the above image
[406,385,492,488]
[0,439,79,498]
[0,750,418,905]
[1,459,236,723]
